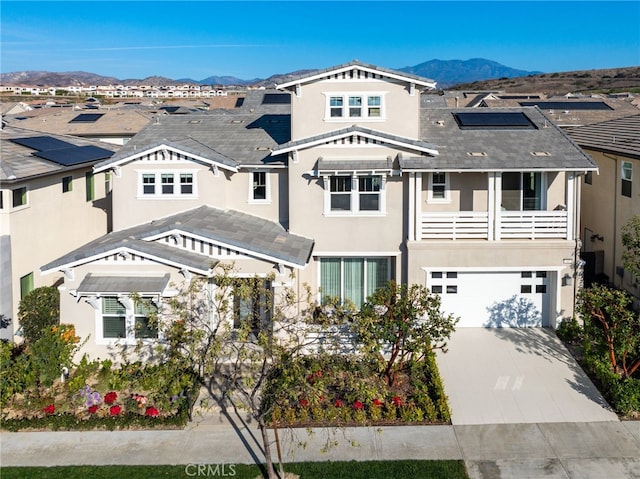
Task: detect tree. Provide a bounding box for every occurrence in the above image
[18,286,60,343]
[159,263,318,479]
[621,215,640,281]
[355,281,458,387]
[577,284,640,378]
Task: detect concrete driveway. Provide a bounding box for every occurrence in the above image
[436,328,620,425]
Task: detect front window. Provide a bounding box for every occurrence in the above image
[348,96,362,117]
[330,176,351,211]
[330,96,343,117]
[358,176,381,211]
[102,297,126,339]
[139,171,196,198]
[320,257,390,309]
[252,171,267,201]
[327,174,384,214]
[142,174,155,195]
[101,296,158,340]
[502,172,544,211]
[180,174,193,194]
[134,300,158,339]
[233,278,271,332]
[622,161,632,198]
[325,93,385,120]
[161,173,174,194]
[85,172,95,201]
[12,187,27,208]
[62,176,73,193]
[367,96,381,117]
[20,272,34,299]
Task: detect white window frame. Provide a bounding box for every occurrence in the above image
[323,173,386,216]
[136,170,198,199]
[323,92,386,122]
[622,161,633,198]
[247,170,271,204]
[97,295,160,344]
[427,172,451,203]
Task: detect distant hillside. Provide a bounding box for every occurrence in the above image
[450,66,640,95]
[399,58,541,89]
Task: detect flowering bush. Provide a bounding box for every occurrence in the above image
[130,393,148,409]
[372,398,383,407]
[104,391,118,405]
[43,404,55,414]
[109,405,122,416]
[352,400,364,410]
[391,396,404,407]
[333,399,344,408]
[145,406,159,417]
[88,405,98,414]
[299,398,309,408]
[73,385,102,408]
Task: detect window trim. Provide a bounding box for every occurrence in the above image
[323,92,387,122]
[323,173,386,216]
[136,170,198,199]
[427,172,450,204]
[97,295,159,343]
[248,170,271,204]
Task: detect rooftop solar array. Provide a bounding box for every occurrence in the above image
[33,145,114,166]
[9,135,114,166]
[519,101,613,110]
[69,113,104,123]
[262,93,291,105]
[453,112,536,129]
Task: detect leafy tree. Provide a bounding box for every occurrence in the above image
[577,284,640,378]
[621,215,640,281]
[158,263,319,479]
[355,281,459,387]
[18,286,60,343]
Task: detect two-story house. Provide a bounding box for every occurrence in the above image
[41,61,597,359]
[0,125,117,339]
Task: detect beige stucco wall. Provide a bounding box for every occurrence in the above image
[1,169,109,330]
[580,149,639,294]
[289,79,421,141]
[111,156,286,230]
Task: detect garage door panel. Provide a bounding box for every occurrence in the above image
[428,271,549,328]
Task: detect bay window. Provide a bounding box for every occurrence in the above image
[320,257,390,308]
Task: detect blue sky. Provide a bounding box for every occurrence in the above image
[2,1,639,81]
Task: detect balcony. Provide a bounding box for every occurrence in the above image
[420,210,569,240]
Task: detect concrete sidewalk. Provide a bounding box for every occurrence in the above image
[2,412,639,478]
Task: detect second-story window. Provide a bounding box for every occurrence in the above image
[325,93,385,121]
[622,161,632,198]
[161,174,174,194]
[138,171,197,198]
[502,172,545,211]
[62,176,73,193]
[330,176,352,211]
[359,176,381,211]
[428,172,450,203]
[180,174,193,194]
[12,186,27,208]
[142,174,155,195]
[253,172,267,200]
[326,174,385,214]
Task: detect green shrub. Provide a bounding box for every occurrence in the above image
[0,342,28,404]
[18,286,60,343]
[556,317,583,343]
[26,324,80,388]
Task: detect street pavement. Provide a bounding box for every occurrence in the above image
[1,328,640,477]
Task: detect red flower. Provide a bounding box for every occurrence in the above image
[109,405,122,416]
[372,398,383,407]
[299,398,309,408]
[353,400,364,410]
[145,406,159,417]
[88,405,99,414]
[104,391,118,405]
[315,370,322,377]
[391,396,403,407]
[43,404,55,414]
[334,399,344,408]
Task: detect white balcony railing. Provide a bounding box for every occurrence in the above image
[420,210,568,240]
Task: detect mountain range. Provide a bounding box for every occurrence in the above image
[0,58,540,89]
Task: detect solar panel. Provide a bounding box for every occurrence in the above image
[454,112,536,129]
[69,113,104,123]
[33,145,114,166]
[262,93,291,105]
[519,101,613,110]
[10,136,76,151]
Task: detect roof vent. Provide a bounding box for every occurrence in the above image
[531,151,551,157]
[466,152,487,157]
[230,119,244,124]
[435,120,445,126]
[256,146,270,151]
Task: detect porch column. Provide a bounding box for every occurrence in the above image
[566,172,576,241]
[494,173,502,241]
[487,173,495,241]
[408,172,416,241]
[415,173,423,241]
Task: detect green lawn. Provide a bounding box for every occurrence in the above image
[1,460,469,479]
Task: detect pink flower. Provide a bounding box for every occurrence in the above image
[299,398,309,408]
[315,370,322,377]
[372,398,383,407]
[109,405,122,416]
[43,404,55,414]
[391,396,403,407]
[145,406,159,417]
[104,391,118,405]
[334,399,344,408]
[353,400,364,410]
[88,405,99,414]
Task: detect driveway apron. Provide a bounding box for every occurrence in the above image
[436,328,620,425]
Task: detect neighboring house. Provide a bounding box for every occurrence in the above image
[41,61,597,360]
[0,125,118,339]
[566,114,640,301]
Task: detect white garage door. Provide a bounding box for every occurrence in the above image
[427,270,550,327]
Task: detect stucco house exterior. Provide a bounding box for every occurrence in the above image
[40,61,597,359]
[0,125,117,339]
[566,114,640,302]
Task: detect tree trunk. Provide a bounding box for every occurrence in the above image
[259,421,277,479]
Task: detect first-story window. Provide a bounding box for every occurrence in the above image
[134,300,158,339]
[102,297,126,339]
[20,272,34,300]
[101,296,158,340]
[232,278,271,333]
[319,257,390,309]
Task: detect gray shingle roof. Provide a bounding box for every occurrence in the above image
[77,274,171,294]
[565,114,640,160]
[94,96,291,170]
[316,158,393,173]
[42,206,314,272]
[405,107,597,171]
